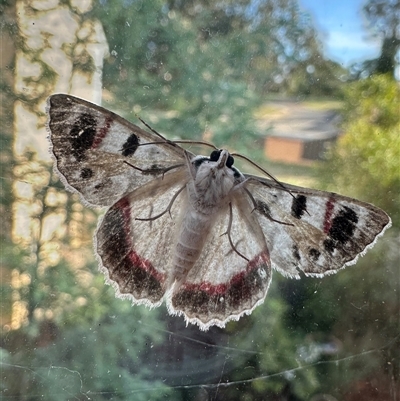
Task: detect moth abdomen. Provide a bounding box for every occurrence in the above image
[172,209,212,285]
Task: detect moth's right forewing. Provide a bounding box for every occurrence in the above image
[245,176,391,278]
[47,94,189,207]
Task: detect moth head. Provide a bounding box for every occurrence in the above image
[209,149,235,168]
[189,149,243,198]
[191,149,234,170]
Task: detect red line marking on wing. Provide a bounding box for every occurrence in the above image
[128,251,165,283]
[198,282,227,295]
[116,197,166,284]
[182,249,270,296]
[247,248,271,270]
[92,115,113,149]
[323,197,335,233]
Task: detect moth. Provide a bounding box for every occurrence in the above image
[47,94,391,331]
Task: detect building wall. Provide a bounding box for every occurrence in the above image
[264,137,304,164]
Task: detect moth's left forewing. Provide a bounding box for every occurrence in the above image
[246,175,391,277]
[48,94,190,207]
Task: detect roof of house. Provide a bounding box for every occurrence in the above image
[258,101,341,142]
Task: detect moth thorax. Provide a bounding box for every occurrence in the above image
[193,165,235,210]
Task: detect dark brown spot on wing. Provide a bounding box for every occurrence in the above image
[255,199,272,218]
[80,167,93,179]
[121,133,140,157]
[94,182,104,191]
[323,206,358,253]
[69,113,97,161]
[309,248,320,261]
[291,194,307,219]
[293,245,301,261]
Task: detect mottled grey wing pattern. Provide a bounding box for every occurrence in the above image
[245,175,391,278]
[47,93,392,331]
[48,94,190,207]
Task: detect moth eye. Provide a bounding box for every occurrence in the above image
[227,155,234,168]
[193,157,208,168]
[209,150,221,162]
[231,167,241,178]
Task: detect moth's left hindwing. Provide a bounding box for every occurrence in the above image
[96,171,188,306]
[48,94,189,206]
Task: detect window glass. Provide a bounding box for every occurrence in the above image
[1,1,398,400]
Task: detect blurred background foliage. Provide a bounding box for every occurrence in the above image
[319,74,400,227]
[93,0,346,150]
[1,0,399,400]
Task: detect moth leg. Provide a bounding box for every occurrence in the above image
[136,185,186,221]
[244,188,294,226]
[183,150,197,180]
[221,203,250,262]
[237,174,304,213]
[224,238,245,257]
[123,160,184,176]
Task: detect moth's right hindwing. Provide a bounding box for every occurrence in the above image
[48,94,188,207]
[169,192,272,329]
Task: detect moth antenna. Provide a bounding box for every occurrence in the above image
[173,140,218,150]
[137,138,217,152]
[233,152,307,213]
[123,160,184,176]
[244,188,294,227]
[222,203,250,262]
[231,153,285,189]
[137,141,179,147]
[136,116,217,153]
[135,115,170,142]
[135,185,186,221]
